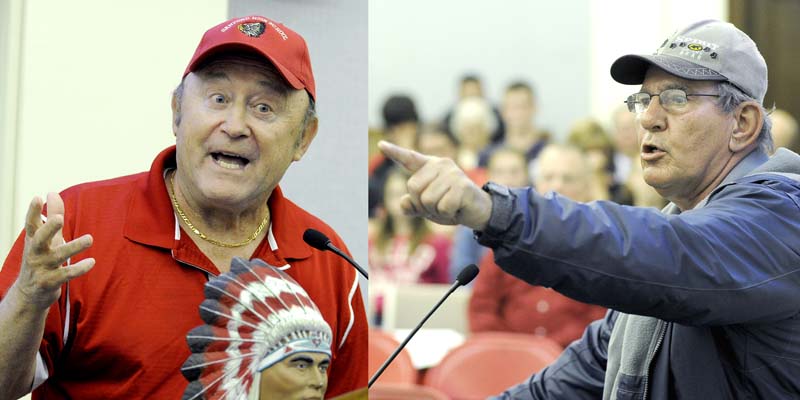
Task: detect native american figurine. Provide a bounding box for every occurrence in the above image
[181,257,332,400]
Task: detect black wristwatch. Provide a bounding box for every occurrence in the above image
[475,181,514,239]
[482,181,510,197]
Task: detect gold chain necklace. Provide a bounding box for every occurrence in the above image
[169,172,269,248]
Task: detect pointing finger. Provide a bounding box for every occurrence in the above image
[378,141,430,173]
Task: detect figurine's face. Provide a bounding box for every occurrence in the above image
[259,352,330,400]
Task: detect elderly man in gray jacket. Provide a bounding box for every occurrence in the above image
[380,20,800,399]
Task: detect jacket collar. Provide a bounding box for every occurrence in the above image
[664,149,769,214]
[719,149,769,187]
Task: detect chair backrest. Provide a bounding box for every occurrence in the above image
[368,328,418,385]
[369,383,450,400]
[381,283,472,335]
[423,332,563,400]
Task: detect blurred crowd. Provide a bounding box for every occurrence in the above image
[368,74,800,346]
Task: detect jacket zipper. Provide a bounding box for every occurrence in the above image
[642,320,668,400]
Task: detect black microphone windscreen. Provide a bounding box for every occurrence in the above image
[303,229,331,250]
[456,264,479,286]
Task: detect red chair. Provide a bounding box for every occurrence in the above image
[368,328,417,385]
[423,332,563,400]
[369,383,450,400]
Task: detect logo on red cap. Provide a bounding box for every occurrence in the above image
[238,22,265,38]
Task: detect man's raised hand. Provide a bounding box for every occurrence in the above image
[13,193,95,311]
[378,141,492,230]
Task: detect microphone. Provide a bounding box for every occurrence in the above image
[368,264,479,387]
[303,228,369,280]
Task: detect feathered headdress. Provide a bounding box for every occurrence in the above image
[181,257,333,400]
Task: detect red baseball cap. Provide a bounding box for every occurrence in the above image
[184,15,316,100]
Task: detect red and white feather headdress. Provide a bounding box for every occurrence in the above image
[181,257,332,399]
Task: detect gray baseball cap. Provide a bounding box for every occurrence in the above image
[610,20,768,104]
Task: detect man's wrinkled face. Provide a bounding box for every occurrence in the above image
[636,67,735,203]
[258,352,330,400]
[171,56,315,210]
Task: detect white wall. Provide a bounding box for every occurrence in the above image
[370,0,727,137]
[1,1,227,256]
[0,0,23,256]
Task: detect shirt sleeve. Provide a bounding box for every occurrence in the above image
[477,180,800,326]
[325,270,368,398]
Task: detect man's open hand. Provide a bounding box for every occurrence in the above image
[13,193,94,311]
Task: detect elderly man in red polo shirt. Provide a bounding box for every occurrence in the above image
[0,16,367,399]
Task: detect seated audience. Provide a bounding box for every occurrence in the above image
[469,144,607,347]
[417,123,460,161]
[370,169,452,285]
[442,74,505,144]
[610,105,639,185]
[479,81,550,169]
[567,118,633,204]
[369,94,420,217]
[449,97,497,173]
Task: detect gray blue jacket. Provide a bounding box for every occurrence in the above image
[478,149,800,399]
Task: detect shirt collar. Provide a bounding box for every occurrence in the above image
[124,146,312,261]
[123,146,177,248]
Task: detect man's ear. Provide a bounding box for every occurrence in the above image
[171,92,180,137]
[292,116,319,162]
[729,101,763,153]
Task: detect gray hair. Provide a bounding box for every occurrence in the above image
[716,82,773,155]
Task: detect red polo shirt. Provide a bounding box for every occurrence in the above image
[0,146,367,399]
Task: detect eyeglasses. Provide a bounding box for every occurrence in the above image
[624,89,720,113]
